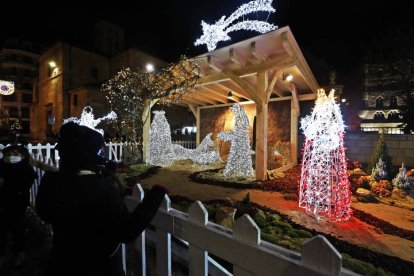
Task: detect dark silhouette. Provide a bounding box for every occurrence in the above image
[36,122,168,276]
[0,145,37,269]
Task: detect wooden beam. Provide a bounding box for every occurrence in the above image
[266,70,280,101]
[290,99,298,165]
[214,82,253,102]
[207,55,223,72]
[188,104,197,118]
[289,83,300,115]
[223,69,261,103]
[199,86,230,103]
[181,97,205,106]
[142,99,159,162]
[255,70,268,180]
[250,42,266,63]
[196,107,200,146]
[298,93,317,101]
[189,93,217,105]
[281,31,294,57]
[229,48,246,66]
[198,55,297,86]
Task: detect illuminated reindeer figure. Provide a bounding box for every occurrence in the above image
[217,104,254,178]
[64,106,117,135]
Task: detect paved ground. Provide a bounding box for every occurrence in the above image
[140,165,414,264]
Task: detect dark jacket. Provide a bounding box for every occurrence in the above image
[0,158,37,211]
[36,169,167,276]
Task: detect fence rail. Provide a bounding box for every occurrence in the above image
[172,140,197,149]
[124,185,356,276]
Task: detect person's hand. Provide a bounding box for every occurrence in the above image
[151,184,170,195]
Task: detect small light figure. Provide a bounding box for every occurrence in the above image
[49,61,57,68]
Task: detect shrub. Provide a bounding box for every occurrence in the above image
[368,133,391,176]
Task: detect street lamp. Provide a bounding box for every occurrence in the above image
[146,63,154,72]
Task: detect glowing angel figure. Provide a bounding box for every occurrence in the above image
[217,104,254,178]
[299,89,351,222]
[194,0,277,51]
[64,106,117,135]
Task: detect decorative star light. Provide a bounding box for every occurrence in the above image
[0,80,15,95]
[194,0,277,51]
[64,106,117,135]
[299,89,351,222]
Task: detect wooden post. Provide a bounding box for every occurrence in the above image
[255,71,268,181]
[142,99,158,162]
[302,235,342,276]
[290,99,298,164]
[188,201,208,276]
[156,196,172,276]
[196,107,200,146]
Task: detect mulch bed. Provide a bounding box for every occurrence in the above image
[189,169,262,189]
[352,208,414,241]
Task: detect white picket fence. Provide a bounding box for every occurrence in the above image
[123,185,356,276]
[172,140,197,149]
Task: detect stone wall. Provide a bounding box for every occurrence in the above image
[344,133,414,167]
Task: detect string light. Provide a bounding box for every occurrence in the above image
[299,89,351,222]
[147,111,221,166]
[64,106,117,135]
[217,103,254,178]
[194,0,277,51]
[392,163,412,189]
[0,80,15,95]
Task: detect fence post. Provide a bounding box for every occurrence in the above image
[302,235,342,276]
[188,201,208,276]
[108,142,113,160]
[135,184,147,276]
[233,215,260,276]
[157,195,172,276]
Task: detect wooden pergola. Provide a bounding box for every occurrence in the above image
[144,26,319,180]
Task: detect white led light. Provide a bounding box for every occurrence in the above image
[64,106,117,135]
[147,111,221,166]
[194,0,277,51]
[299,89,352,222]
[217,103,254,178]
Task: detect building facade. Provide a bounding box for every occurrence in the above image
[0,39,39,137]
[31,22,165,142]
[358,61,414,134]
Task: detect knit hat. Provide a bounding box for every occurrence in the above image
[56,122,105,170]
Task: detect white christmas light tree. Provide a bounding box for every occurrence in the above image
[371,158,388,181]
[217,103,254,178]
[64,106,117,135]
[392,163,412,189]
[194,0,277,51]
[299,89,351,222]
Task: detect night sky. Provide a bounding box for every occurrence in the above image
[1,0,412,87]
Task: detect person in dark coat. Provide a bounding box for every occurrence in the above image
[0,145,37,268]
[36,122,168,276]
